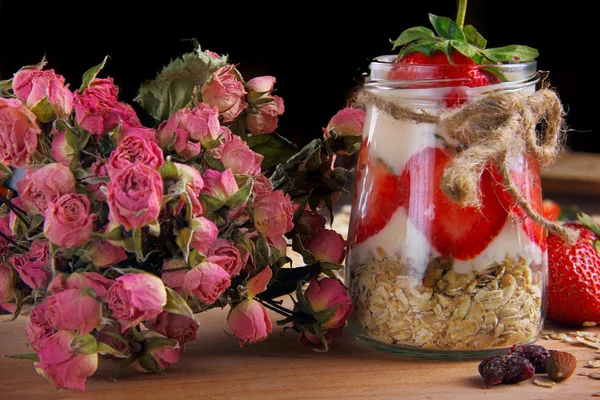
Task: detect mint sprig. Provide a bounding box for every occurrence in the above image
[391,13,538,64]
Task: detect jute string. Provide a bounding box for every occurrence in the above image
[353,88,578,244]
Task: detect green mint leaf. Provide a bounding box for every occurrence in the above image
[451,40,478,58]
[245,132,297,170]
[80,56,109,92]
[428,14,466,41]
[482,45,539,63]
[391,26,435,50]
[398,39,438,60]
[463,25,487,49]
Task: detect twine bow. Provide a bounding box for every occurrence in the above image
[353,88,578,244]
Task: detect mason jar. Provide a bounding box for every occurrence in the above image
[346,56,545,358]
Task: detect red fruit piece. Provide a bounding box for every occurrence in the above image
[351,156,406,245]
[400,147,509,260]
[543,199,561,221]
[547,222,600,325]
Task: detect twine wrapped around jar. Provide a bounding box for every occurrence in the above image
[353,87,579,244]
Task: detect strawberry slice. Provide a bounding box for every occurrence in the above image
[350,155,407,245]
[400,147,509,260]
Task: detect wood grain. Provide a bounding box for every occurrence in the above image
[541,152,600,195]
[2,309,600,400]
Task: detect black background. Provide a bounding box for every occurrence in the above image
[0,1,596,151]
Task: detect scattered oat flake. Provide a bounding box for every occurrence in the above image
[576,337,600,349]
[592,392,600,397]
[589,373,600,379]
[542,330,556,335]
[586,361,600,368]
[551,333,567,340]
[533,376,556,388]
[563,336,577,343]
[583,321,598,327]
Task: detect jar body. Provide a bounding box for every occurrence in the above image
[346,58,544,357]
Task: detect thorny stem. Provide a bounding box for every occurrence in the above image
[0,195,30,227]
[456,0,468,30]
[0,231,29,251]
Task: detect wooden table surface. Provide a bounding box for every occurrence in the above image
[2,309,600,400]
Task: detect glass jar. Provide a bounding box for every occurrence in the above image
[346,56,544,358]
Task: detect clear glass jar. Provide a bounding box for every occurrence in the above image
[346,56,545,358]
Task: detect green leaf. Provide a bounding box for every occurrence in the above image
[270,139,322,190]
[70,334,98,355]
[463,25,487,49]
[295,280,313,314]
[3,353,40,362]
[320,262,344,271]
[428,14,465,41]
[97,342,129,359]
[164,286,197,320]
[0,162,12,176]
[595,240,600,254]
[481,45,539,63]
[93,226,123,241]
[175,227,193,262]
[313,305,339,325]
[199,193,224,214]
[225,177,253,208]
[398,39,438,60]
[0,78,13,90]
[133,228,144,262]
[391,26,436,50]
[53,119,69,132]
[260,265,320,300]
[451,40,477,58]
[65,126,79,149]
[341,135,362,155]
[255,233,277,268]
[80,56,109,92]
[144,336,178,351]
[158,161,179,180]
[577,212,600,237]
[203,154,225,171]
[136,51,227,123]
[291,234,319,265]
[245,133,297,170]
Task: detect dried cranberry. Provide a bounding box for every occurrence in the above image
[507,344,550,373]
[478,355,506,388]
[478,354,535,388]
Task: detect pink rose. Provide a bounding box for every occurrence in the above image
[86,160,108,201]
[44,194,96,248]
[304,278,354,331]
[227,299,272,346]
[35,330,98,392]
[173,163,204,217]
[144,312,199,351]
[26,302,54,351]
[183,261,230,304]
[253,190,294,239]
[201,65,247,122]
[85,238,128,268]
[73,77,140,135]
[202,168,239,203]
[0,262,15,304]
[207,238,247,277]
[135,331,180,372]
[46,289,102,334]
[17,163,76,215]
[246,96,285,135]
[221,136,263,175]
[161,258,187,295]
[107,163,164,231]
[204,50,221,58]
[252,174,273,200]
[0,97,41,168]
[268,235,288,256]
[49,272,113,298]
[12,68,74,122]
[119,123,158,143]
[205,126,233,160]
[51,131,75,166]
[306,229,347,264]
[107,273,167,331]
[9,240,51,289]
[323,107,366,139]
[107,136,164,178]
[157,103,220,158]
[246,76,277,93]
[190,217,218,254]
[298,210,327,241]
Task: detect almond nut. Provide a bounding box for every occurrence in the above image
[545,351,577,382]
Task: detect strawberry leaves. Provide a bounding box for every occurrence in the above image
[392,13,538,65]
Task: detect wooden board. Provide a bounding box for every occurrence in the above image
[541,152,600,196]
[2,309,600,400]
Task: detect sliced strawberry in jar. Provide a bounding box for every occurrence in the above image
[400,147,509,260]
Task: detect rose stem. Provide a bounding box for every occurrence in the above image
[0,231,29,251]
[456,0,468,30]
[0,196,30,227]
[256,297,294,318]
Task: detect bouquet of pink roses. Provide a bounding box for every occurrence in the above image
[0,41,365,392]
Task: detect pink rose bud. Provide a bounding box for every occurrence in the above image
[135,331,180,372]
[107,136,164,178]
[204,50,221,59]
[201,65,248,122]
[190,217,218,254]
[306,229,347,264]
[8,240,51,289]
[268,235,288,257]
[107,273,167,331]
[183,261,230,304]
[205,126,233,160]
[221,136,263,175]
[207,238,247,277]
[324,107,366,139]
[161,258,188,295]
[85,238,128,269]
[73,77,140,135]
[119,123,158,143]
[46,289,102,334]
[35,330,99,392]
[51,131,75,166]
[0,262,15,305]
[12,68,74,122]
[144,312,199,351]
[246,76,276,93]
[107,163,164,231]
[173,163,204,217]
[157,103,220,158]
[246,95,285,135]
[298,210,327,240]
[304,278,354,330]
[26,302,54,351]
[253,190,294,239]
[227,299,272,346]
[44,194,97,248]
[0,97,41,168]
[202,168,239,203]
[86,160,109,201]
[49,272,114,298]
[252,174,273,200]
[299,325,344,346]
[17,163,76,215]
